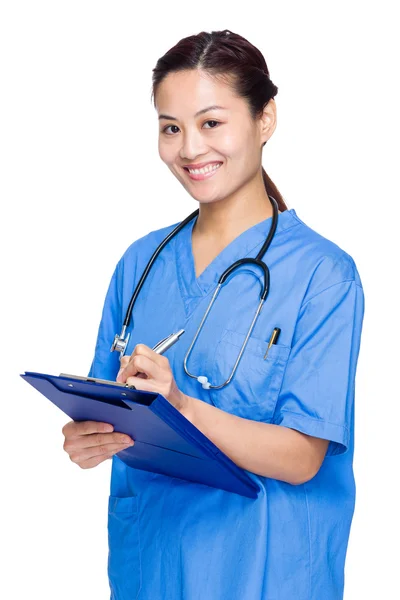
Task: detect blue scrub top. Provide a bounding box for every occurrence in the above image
[89,208,365,600]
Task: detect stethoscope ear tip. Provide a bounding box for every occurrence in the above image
[197,375,211,390]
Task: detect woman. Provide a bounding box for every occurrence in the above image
[62,29,365,600]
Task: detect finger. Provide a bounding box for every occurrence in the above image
[133,343,168,368]
[78,453,116,469]
[64,432,133,452]
[126,374,157,392]
[69,441,134,464]
[117,354,144,381]
[117,354,158,383]
[117,355,131,379]
[132,343,154,358]
[120,356,131,369]
[62,420,114,438]
[117,343,170,383]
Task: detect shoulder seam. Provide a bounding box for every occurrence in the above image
[276,219,301,236]
[300,279,356,309]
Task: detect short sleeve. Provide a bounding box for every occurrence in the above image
[272,279,365,455]
[87,260,123,381]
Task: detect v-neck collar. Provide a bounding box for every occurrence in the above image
[175,208,299,316]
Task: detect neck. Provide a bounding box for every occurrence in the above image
[193,172,277,243]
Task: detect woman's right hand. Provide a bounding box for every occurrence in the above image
[62,420,135,469]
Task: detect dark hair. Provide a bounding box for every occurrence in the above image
[151,29,288,212]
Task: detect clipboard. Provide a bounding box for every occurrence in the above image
[20,371,260,499]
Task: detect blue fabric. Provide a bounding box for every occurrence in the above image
[88,208,365,600]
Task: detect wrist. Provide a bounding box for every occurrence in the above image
[179,393,195,424]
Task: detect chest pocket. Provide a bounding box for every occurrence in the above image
[208,329,291,422]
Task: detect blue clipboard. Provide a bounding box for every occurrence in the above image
[21,371,260,499]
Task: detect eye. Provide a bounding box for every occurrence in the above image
[162,120,221,135]
[203,120,220,129]
[162,124,180,135]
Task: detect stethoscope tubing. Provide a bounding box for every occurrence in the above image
[111,194,279,389]
[122,195,278,329]
[182,196,278,388]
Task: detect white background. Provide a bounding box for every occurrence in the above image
[1,2,398,598]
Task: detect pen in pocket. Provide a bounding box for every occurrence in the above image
[263,327,281,359]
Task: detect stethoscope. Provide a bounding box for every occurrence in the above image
[111,194,279,390]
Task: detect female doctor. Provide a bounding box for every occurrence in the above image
[62,29,365,600]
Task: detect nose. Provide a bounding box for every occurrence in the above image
[179,128,209,161]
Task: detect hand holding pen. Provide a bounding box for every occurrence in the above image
[117,329,185,381]
[116,329,187,412]
[62,330,186,470]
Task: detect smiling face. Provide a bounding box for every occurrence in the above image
[156,69,276,207]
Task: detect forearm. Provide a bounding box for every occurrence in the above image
[180,394,320,485]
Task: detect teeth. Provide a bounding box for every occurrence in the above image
[188,163,222,175]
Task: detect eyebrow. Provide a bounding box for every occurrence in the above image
[158,105,227,121]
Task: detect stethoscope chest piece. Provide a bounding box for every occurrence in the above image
[111,325,130,358]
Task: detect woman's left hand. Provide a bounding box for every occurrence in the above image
[116,344,187,413]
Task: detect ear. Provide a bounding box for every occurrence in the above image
[259,98,277,147]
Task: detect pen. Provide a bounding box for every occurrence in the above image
[152,329,185,354]
[263,327,281,359]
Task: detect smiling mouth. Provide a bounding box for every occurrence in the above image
[183,162,223,176]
